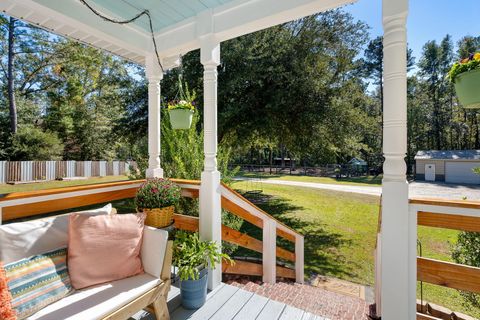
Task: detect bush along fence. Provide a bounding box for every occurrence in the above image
[232,164,372,177]
[0,160,137,184]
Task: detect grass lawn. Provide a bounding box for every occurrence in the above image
[232,181,479,318]
[237,172,382,186]
[0,176,129,194]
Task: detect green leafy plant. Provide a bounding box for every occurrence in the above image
[134,178,181,209]
[173,231,233,281]
[167,79,196,112]
[451,167,480,309]
[448,53,480,83]
[452,231,480,308]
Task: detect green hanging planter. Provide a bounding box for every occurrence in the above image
[169,109,194,129]
[454,69,480,109]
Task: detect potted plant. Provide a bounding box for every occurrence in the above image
[173,231,234,309]
[134,178,181,228]
[448,52,480,109]
[167,80,196,129]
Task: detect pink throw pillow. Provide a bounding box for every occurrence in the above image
[68,213,146,289]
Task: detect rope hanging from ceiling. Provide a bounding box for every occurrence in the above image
[79,0,164,72]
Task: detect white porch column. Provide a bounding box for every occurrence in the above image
[145,55,164,178]
[381,1,415,319]
[199,36,222,290]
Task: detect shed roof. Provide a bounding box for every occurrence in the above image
[414,150,480,160]
[348,157,367,165]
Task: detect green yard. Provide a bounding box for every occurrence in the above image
[238,172,382,186]
[232,181,479,318]
[0,176,129,194]
[1,176,477,317]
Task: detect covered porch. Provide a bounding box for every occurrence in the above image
[0,0,467,319]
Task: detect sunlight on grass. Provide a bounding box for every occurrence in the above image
[232,181,478,318]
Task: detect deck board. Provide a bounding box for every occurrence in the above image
[133,282,330,320]
[255,298,286,320]
[279,304,305,319]
[209,288,254,320]
[232,293,269,319]
[171,284,239,320]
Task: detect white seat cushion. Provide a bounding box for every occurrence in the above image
[0,204,112,264]
[141,227,168,278]
[27,273,161,320]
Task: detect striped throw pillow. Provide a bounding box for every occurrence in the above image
[4,248,74,319]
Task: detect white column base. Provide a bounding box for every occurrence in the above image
[145,167,164,179]
[381,180,415,320]
[199,170,222,290]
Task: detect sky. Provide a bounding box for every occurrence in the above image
[343,0,479,62]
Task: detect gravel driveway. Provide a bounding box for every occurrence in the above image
[238,178,480,200]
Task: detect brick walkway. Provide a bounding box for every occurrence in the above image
[226,279,370,320]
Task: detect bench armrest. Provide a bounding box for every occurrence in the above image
[141,227,170,280]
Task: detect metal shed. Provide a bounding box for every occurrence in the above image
[415,150,480,184]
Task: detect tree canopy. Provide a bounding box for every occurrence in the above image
[0,11,479,173]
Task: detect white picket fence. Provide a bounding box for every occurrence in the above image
[0,160,137,184]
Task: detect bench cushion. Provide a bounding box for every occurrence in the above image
[27,273,161,320]
[0,204,112,265]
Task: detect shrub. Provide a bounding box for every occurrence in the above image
[11,126,63,160]
[452,231,480,308]
[134,178,181,209]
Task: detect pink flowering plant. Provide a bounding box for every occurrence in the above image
[134,178,181,209]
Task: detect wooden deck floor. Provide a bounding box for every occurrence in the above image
[132,282,328,320]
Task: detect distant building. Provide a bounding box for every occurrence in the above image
[348,157,367,170]
[415,150,480,184]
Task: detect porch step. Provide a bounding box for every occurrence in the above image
[132,282,329,320]
[227,280,370,320]
[310,275,374,304]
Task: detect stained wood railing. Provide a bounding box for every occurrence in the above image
[374,197,480,320]
[410,198,480,320]
[0,178,304,283]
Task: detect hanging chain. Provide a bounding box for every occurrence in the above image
[79,0,164,72]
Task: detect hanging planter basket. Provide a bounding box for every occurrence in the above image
[454,69,480,109]
[169,109,194,129]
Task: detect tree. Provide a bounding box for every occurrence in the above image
[11,126,63,160]
[418,35,454,150]
[7,17,17,133]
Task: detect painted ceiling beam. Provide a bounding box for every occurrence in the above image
[1,0,356,65]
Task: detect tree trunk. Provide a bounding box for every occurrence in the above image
[7,17,17,134]
[269,147,273,175]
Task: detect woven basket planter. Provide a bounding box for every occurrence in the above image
[139,206,175,228]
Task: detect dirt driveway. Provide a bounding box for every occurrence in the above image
[409,181,480,200]
[240,178,480,200]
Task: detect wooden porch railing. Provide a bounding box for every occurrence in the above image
[410,198,480,296]
[0,179,304,283]
[374,197,480,320]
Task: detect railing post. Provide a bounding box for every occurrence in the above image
[295,234,304,284]
[263,218,276,284]
[145,54,164,179]
[382,0,413,319]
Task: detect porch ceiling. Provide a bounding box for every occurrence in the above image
[2,0,355,65]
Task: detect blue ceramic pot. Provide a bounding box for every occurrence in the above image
[180,267,208,309]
